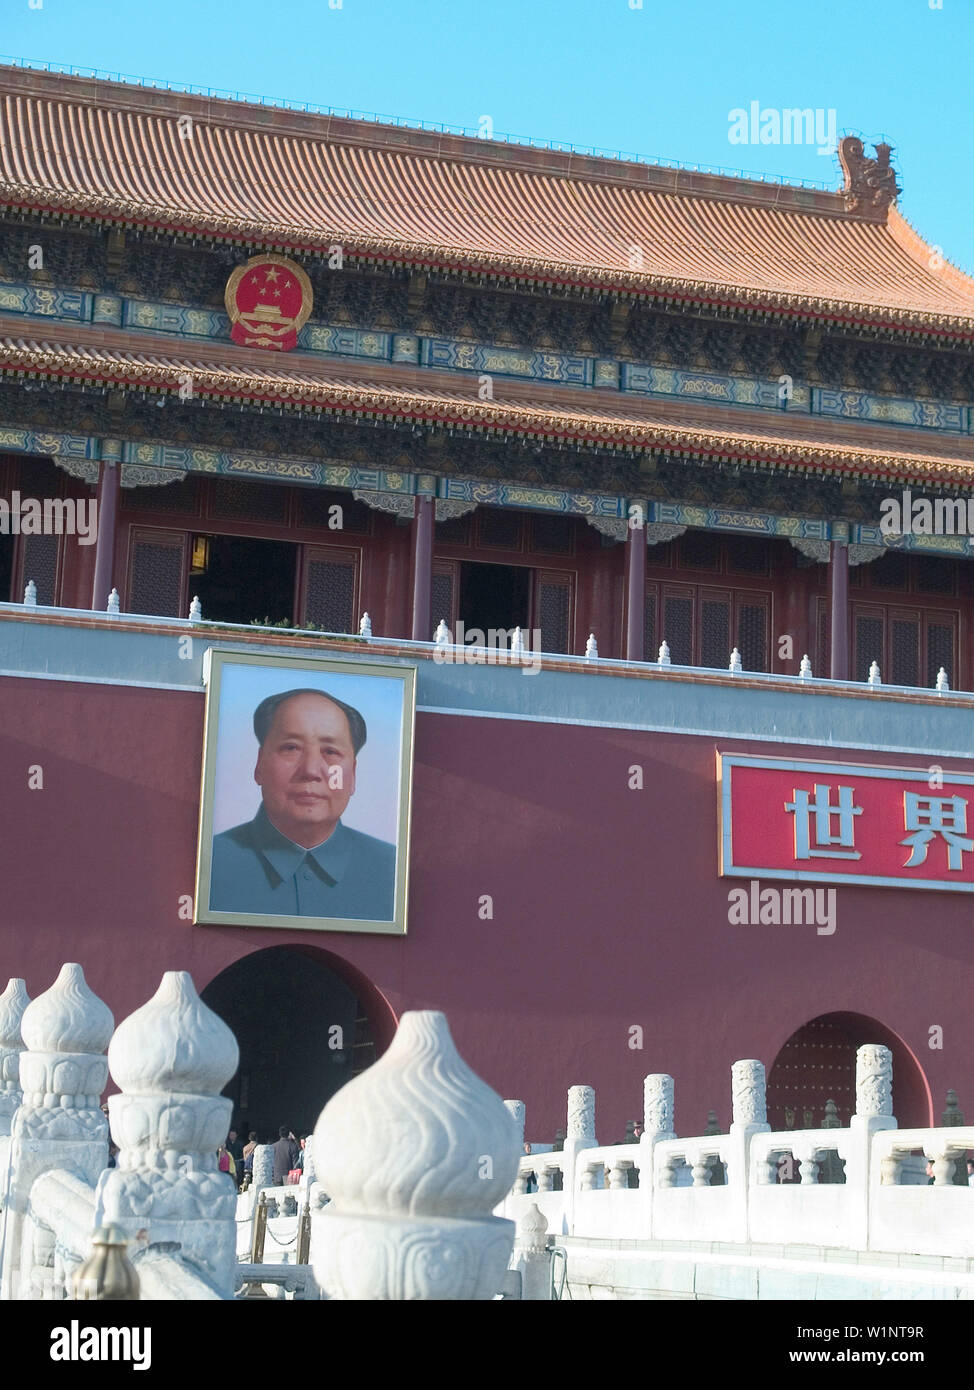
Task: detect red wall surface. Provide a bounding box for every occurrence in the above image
[0,675,965,1144]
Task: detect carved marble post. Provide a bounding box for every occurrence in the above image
[251,1145,275,1197]
[855,1045,893,1120]
[0,979,30,1140]
[732,1060,768,1128]
[511,1203,551,1300]
[1,964,112,1301]
[566,1086,596,1148]
[849,1043,897,1233]
[638,1074,676,1219]
[94,972,239,1298]
[559,1085,596,1228]
[642,1074,676,1141]
[312,1011,520,1299]
[729,1059,770,1242]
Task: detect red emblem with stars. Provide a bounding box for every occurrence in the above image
[224,253,313,352]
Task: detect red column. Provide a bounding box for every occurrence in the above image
[625,523,645,661]
[91,460,120,611]
[829,535,850,680]
[778,554,810,674]
[410,496,433,641]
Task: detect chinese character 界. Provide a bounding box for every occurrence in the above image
[900,794,973,871]
[784,784,862,860]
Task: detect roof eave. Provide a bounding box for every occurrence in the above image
[5,187,974,347]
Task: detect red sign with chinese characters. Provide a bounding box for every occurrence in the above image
[718,753,974,893]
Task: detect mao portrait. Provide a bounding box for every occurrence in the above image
[195,651,415,935]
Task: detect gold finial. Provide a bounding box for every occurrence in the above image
[70,1225,140,1301]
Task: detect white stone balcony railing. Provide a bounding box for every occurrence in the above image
[496,1050,974,1273]
[2,595,968,701]
[6,963,974,1299]
[572,1145,647,1241]
[651,1136,738,1243]
[747,1127,861,1248]
[513,1152,565,1191]
[578,1144,641,1190]
[869,1125,974,1259]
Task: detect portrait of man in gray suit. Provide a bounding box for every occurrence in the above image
[209,687,396,921]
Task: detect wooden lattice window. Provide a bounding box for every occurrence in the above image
[927,616,956,687]
[853,608,885,683]
[867,551,909,591]
[299,547,359,634]
[431,560,460,636]
[726,537,771,575]
[644,583,658,660]
[435,512,473,544]
[816,597,831,678]
[207,478,289,524]
[678,531,721,571]
[889,611,920,687]
[298,489,371,534]
[121,478,200,515]
[18,533,61,607]
[529,513,574,555]
[736,596,769,672]
[478,508,522,550]
[914,555,956,595]
[533,571,574,653]
[851,605,958,689]
[700,592,732,669]
[661,587,694,666]
[126,528,187,617]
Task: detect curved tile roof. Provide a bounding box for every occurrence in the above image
[3,67,974,339]
[2,321,972,489]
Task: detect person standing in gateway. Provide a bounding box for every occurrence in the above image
[209,688,395,920]
[273,1127,300,1186]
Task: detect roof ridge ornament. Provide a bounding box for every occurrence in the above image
[838,136,901,215]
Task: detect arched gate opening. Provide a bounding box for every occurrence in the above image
[767,1011,931,1132]
[200,944,396,1140]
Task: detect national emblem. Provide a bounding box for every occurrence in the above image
[224,253,313,352]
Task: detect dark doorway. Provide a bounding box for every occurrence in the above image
[200,946,382,1139]
[190,534,295,626]
[459,561,530,635]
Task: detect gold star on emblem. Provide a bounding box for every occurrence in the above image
[265,267,281,283]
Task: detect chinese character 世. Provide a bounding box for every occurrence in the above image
[784,784,862,860]
[900,794,973,871]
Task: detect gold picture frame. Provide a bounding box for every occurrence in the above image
[195,649,415,935]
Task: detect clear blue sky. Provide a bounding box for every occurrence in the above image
[3,0,972,272]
